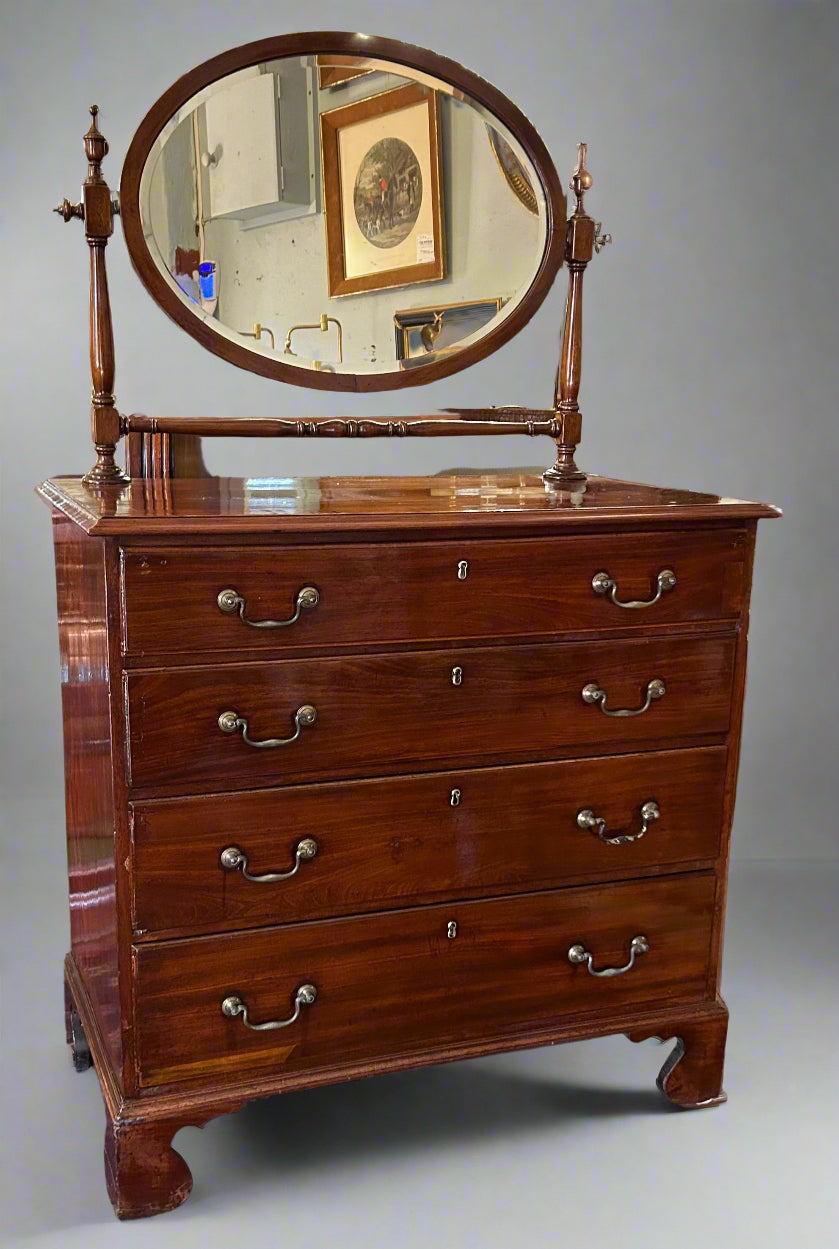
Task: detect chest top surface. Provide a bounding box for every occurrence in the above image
[37,472,780,538]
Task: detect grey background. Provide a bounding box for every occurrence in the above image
[1,2,838,1247]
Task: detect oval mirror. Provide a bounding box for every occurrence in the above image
[121,33,565,392]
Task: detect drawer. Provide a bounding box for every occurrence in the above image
[120,529,748,657]
[134,873,716,1086]
[126,635,735,794]
[132,746,727,934]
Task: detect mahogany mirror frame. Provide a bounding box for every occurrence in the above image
[119,30,567,394]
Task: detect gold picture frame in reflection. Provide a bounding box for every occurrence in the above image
[320,83,445,297]
[315,55,377,90]
[394,298,505,363]
[487,126,538,215]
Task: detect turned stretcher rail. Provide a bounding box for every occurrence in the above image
[120,412,562,439]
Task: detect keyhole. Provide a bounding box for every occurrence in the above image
[451,666,463,686]
[457,560,468,580]
[450,787,461,807]
[447,921,457,939]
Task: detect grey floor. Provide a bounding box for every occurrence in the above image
[3,800,838,1249]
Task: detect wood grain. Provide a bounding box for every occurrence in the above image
[134,873,717,1086]
[131,746,727,935]
[104,1115,195,1220]
[66,946,730,1218]
[120,529,748,659]
[125,635,736,794]
[52,515,122,1070]
[37,474,782,538]
[628,1002,728,1108]
[39,477,778,1218]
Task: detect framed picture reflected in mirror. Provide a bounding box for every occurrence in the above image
[394,297,505,363]
[320,83,445,296]
[487,126,538,214]
[315,55,377,90]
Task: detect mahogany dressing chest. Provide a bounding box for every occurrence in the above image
[42,32,779,1218]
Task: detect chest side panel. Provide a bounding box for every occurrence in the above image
[52,514,124,1074]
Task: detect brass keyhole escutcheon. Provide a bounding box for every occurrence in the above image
[447,921,458,939]
[451,666,463,686]
[450,787,462,807]
[457,560,468,580]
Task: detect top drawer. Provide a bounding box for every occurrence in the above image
[120,529,748,657]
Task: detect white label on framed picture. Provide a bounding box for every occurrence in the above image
[415,232,435,262]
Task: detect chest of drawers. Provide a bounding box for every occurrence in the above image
[40,471,778,1218]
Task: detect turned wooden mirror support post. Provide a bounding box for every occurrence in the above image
[55,106,128,486]
[545,143,609,485]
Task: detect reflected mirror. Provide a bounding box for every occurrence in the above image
[121,36,565,390]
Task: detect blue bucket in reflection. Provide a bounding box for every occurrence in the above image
[198,262,217,300]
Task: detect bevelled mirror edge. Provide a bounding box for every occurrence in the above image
[53,33,610,487]
[119,31,566,394]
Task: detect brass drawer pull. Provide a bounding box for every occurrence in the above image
[577,801,660,845]
[582,678,665,717]
[220,838,318,881]
[218,704,317,748]
[217,585,319,628]
[221,984,317,1031]
[592,568,676,608]
[568,935,649,977]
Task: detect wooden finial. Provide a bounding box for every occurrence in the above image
[83,105,109,181]
[54,198,84,222]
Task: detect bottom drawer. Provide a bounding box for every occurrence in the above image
[134,873,716,1086]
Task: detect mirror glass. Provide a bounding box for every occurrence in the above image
[136,53,552,380]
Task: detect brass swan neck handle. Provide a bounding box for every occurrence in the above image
[568,935,649,978]
[217,705,317,748]
[221,985,317,1031]
[581,679,666,717]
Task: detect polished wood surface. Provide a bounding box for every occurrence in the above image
[121,411,565,441]
[65,948,733,1218]
[38,473,781,537]
[41,472,778,1217]
[105,1114,195,1221]
[131,746,727,935]
[628,1003,729,1108]
[125,431,211,480]
[54,108,127,484]
[52,516,123,1070]
[126,635,735,795]
[134,873,717,1086]
[545,142,598,483]
[121,529,748,659]
[81,107,124,485]
[119,32,566,395]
